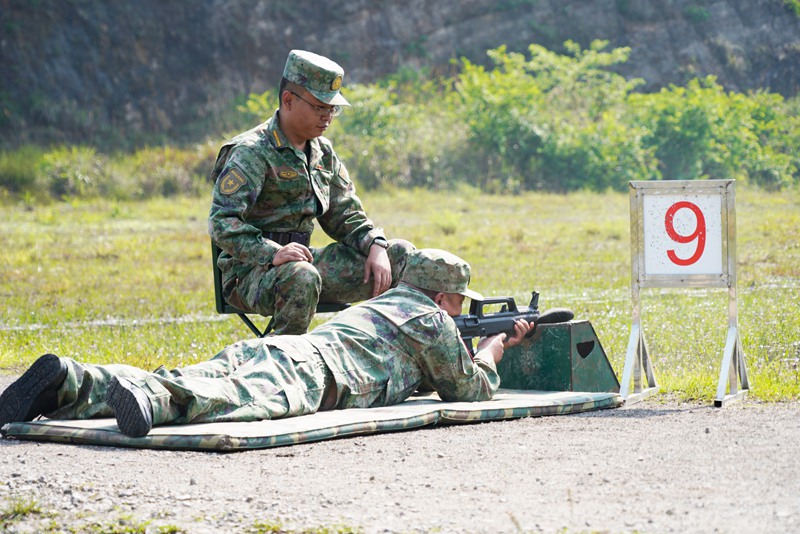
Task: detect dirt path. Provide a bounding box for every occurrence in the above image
[1,374,798,534]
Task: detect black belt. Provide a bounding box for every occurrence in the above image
[263,231,311,247]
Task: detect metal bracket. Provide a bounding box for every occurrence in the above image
[714,326,750,407]
[620,323,659,404]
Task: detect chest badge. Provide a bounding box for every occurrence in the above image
[278,170,299,179]
[219,168,247,195]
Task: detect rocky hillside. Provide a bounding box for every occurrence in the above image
[1,0,798,147]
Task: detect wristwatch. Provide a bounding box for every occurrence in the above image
[371,237,389,250]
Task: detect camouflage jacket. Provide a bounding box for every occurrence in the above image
[300,283,500,408]
[208,110,383,267]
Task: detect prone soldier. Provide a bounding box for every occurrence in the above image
[0,249,533,438]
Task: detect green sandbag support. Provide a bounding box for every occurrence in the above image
[497,320,620,393]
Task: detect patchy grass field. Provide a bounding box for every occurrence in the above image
[1,187,798,401]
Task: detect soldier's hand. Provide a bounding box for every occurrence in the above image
[271,242,313,266]
[365,246,392,297]
[503,319,534,349]
[475,334,507,365]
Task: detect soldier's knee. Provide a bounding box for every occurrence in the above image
[275,261,322,297]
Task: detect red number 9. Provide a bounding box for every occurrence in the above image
[664,201,706,266]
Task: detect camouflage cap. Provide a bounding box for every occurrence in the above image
[402,249,484,300]
[282,50,350,107]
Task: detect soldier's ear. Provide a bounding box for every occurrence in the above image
[280,90,293,109]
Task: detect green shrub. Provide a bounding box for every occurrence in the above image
[112,145,212,199]
[629,81,715,181]
[236,89,279,126]
[0,145,46,197]
[454,41,654,191]
[535,113,658,191]
[39,146,107,199]
[2,41,799,202]
[628,77,799,186]
[330,71,466,190]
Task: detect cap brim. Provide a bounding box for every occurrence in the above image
[308,89,351,107]
[330,92,350,107]
[461,288,484,301]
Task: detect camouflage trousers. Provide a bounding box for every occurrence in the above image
[224,239,415,335]
[47,337,333,426]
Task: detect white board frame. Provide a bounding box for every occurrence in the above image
[622,180,749,407]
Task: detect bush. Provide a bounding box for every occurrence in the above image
[1,142,216,202]
[3,41,799,202]
[333,79,468,190]
[454,41,654,191]
[39,146,107,199]
[629,77,799,186]
[0,145,46,198]
[111,145,212,199]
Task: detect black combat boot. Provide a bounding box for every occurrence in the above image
[106,377,154,438]
[0,353,68,427]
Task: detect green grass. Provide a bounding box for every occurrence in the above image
[0,495,188,533]
[0,496,45,527]
[1,187,798,401]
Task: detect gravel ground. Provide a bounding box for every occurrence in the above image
[1,373,799,534]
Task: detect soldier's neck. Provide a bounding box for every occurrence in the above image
[277,112,309,153]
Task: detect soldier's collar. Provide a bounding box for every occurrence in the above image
[271,110,324,165]
[267,111,291,149]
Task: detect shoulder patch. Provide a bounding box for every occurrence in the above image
[219,167,248,195]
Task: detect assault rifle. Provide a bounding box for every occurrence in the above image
[453,291,574,354]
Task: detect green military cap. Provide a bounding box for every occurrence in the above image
[282,50,350,107]
[402,249,484,300]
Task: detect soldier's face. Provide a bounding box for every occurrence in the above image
[436,293,465,317]
[289,90,334,138]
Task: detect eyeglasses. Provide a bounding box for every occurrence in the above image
[290,91,342,117]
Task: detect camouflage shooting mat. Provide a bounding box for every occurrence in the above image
[2,389,621,451]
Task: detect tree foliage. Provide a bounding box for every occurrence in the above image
[2,41,799,201]
[330,40,799,192]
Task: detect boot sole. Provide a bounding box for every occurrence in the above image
[107,378,152,438]
[0,354,64,427]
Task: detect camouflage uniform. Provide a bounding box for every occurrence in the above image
[209,50,414,334]
[46,250,499,427]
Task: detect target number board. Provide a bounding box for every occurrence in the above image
[630,180,735,288]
